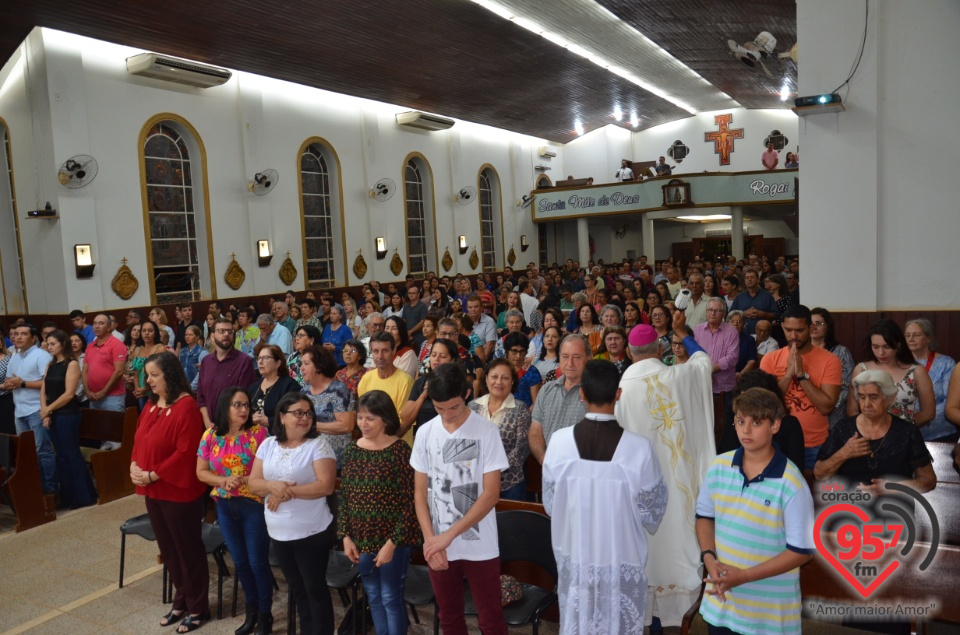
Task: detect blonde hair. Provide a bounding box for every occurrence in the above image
[149,307,169,326]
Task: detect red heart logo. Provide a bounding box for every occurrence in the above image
[813,503,899,598]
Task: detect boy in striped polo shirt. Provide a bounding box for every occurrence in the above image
[695,387,815,635]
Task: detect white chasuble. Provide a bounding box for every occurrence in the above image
[615,351,716,626]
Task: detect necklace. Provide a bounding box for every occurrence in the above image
[866,432,888,470]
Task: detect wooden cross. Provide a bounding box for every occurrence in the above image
[704,113,744,166]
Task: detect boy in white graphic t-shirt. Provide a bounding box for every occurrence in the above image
[410,363,509,635]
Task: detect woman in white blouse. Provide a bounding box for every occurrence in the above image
[249,392,337,635]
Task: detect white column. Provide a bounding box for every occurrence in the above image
[731,206,744,261]
[642,215,655,262]
[577,218,590,265]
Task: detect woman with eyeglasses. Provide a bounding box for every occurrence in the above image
[300,346,356,467]
[288,324,322,387]
[335,339,368,404]
[904,318,958,442]
[809,308,854,429]
[196,388,272,635]
[594,326,631,377]
[645,290,663,312]
[649,304,674,365]
[248,344,300,434]
[339,390,422,635]
[574,304,603,355]
[249,392,337,635]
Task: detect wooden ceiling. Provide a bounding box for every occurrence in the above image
[2,0,796,143]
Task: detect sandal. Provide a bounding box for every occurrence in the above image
[160,609,184,627]
[176,611,211,633]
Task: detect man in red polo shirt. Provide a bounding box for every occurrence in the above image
[83,313,128,412]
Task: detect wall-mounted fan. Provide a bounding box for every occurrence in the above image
[726,31,795,80]
[58,155,99,189]
[516,194,534,209]
[668,140,689,163]
[369,178,396,202]
[763,130,789,150]
[247,169,279,195]
[454,186,477,205]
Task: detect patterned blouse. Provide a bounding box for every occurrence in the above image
[287,351,304,386]
[859,362,920,424]
[197,424,268,502]
[469,394,531,491]
[301,380,356,464]
[337,440,422,553]
[334,365,368,402]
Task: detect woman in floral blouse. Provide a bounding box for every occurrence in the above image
[469,358,531,500]
[339,390,421,635]
[196,388,271,635]
[300,346,356,467]
[334,339,368,404]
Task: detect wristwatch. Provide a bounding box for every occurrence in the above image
[795,372,810,384]
[20,380,26,389]
[700,549,717,564]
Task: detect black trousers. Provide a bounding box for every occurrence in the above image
[272,529,334,635]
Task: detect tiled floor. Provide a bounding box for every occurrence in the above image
[0,496,568,634]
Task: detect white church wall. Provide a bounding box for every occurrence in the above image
[631,108,799,176]
[798,0,960,310]
[0,29,549,313]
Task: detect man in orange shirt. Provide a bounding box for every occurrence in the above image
[759,304,841,470]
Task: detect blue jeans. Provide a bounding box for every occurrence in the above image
[804,445,821,471]
[359,545,412,635]
[89,394,125,411]
[15,412,57,494]
[48,412,97,507]
[215,496,273,613]
[500,480,527,501]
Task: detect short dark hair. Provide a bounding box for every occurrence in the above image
[370,331,396,349]
[483,358,517,391]
[301,345,338,378]
[733,369,786,409]
[732,387,785,423]
[69,310,85,320]
[144,352,193,403]
[214,387,252,436]
[580,360,620,405]
[342,338,367,365]
[781,304,812,325]
[356,390,402,436]
[273,393,318,442]
[503,331,530,352]
[301,298,318,310]
[296,324,322,344]
[41,320,58,331]
[427,363,470,403]
[431,338,460,364]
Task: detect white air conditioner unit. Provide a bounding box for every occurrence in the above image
[539,146,558,158]
[395,111,455,131]
[705,227,749,238]
[126,53,232,88]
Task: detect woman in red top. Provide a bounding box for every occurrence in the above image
[130,352,209,633]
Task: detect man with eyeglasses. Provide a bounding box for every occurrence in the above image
[196,318,257,429]
[403,285,428,349]
[360,313,386,370]
[694,298,741,441]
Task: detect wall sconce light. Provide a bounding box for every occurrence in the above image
[257,239,273,267]
[458,235,468,255]
[520,235,529,251]
[376,237,387,260]
[74,244,95,278]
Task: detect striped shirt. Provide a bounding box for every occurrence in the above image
[696,448,814,635]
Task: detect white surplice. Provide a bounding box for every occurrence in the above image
[615,350,716,626]
[543,425,668,635]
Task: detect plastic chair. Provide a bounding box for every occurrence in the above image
[118,514,171,602]
[464,510,558,634]
[404,561,439,635]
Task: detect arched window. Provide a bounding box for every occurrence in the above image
[0,120,25,313]
[301,143,337,287]
[142,120,210,303]
[478,166,503,272]
[404,156,436,277]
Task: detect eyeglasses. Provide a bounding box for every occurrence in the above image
[342,348,358,355]
[671,341,685,347]
[283,409,313,419]
[231,402,251,409]
[257,356,277,362]
[706,309,725,314]
[508,348,527,355]
[215,329,234,335]
[811,321,826,327]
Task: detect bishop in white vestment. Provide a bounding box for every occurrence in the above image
[615,317,716,627]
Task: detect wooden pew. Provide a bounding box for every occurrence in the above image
[0,431,57,532]
[79,407,139,504]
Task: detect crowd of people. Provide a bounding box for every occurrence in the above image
[0,252,956,635]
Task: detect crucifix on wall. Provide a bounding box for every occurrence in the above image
[704,113,744,166]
